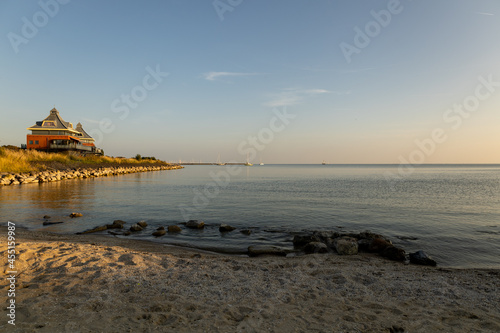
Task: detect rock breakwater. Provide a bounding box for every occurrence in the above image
[0,164,183,186]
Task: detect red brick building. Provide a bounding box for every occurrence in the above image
[26,108,102,154]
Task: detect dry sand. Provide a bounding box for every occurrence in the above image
[1,227,499,333]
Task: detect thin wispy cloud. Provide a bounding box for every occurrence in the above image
[265,88,350,107]
[476,12,494,16]
[203,72,261,81]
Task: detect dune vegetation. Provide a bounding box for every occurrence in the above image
[0,146,170,174]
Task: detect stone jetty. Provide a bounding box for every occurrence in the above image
[0,164,183,186]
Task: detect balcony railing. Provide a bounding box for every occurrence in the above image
[49,143,92,151]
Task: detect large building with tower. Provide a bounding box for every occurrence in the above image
[26,108,102,154]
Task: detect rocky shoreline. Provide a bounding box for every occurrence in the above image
[0,164,183,186]
[75,218,438,266]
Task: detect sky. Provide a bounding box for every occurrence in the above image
[1,0,499,164]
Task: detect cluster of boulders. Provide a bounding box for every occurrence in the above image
[290,230,436,266]
[73,218,437,266]
[76,219,252,239]
[249,230,437,266]
[0,165,183,186]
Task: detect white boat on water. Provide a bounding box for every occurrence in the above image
[322,160,327,165]
[245,153,253,166]
[216,154,225,166]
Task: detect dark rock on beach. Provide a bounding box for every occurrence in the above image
[304,242,328,254]
[357,239,373,252]
[334,237,359,255]
[409,250,437,266]
[69,212,83,218]
[43,221,63,226]
[137,221,148,228]
[248,245,289,257]
[43,215,51,219]
[130,224,143,232]
[152,229,167,237]
[293,234,321,247]
[107,220,125,229]
[240,229,252,235]
[359,231,386,241]
[168,225,182,233]
[314,231,341,242]
[369,238,393,253]
[219,224,236,232]
[381,246,406,262]
[78,225,107,234]
[186,220,205,229]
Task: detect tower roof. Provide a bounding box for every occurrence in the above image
[76,122,95,141]
[27,108,79,133]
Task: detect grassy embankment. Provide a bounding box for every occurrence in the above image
[0,146,172,174]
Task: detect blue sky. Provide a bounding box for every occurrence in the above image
[1,0,499,163]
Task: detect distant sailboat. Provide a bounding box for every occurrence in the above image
[244,153,253,166]
[216,154,225,166]
[259,157,264,166]
[322,160,327,165]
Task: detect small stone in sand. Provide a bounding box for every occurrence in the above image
[43,215,51,219]
[69,212,83,218]
[137,221,148,228]
[240,229,252,235]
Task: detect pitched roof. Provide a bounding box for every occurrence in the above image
[76,123,95,141]
[27,108,80,134]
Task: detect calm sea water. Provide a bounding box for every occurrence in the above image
[1,164,499,268]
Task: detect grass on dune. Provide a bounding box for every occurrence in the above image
[0,147,168,174]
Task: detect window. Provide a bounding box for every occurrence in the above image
[42,121,56,127]
[29,140,33,145]
[35,140,39,145]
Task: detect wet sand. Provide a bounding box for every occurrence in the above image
[1,227,499,332]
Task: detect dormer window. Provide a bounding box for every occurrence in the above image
[42,121,56,127]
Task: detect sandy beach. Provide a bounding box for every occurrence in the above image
[1,227,499,333]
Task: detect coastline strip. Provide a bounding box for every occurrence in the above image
[0,164,183,186]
